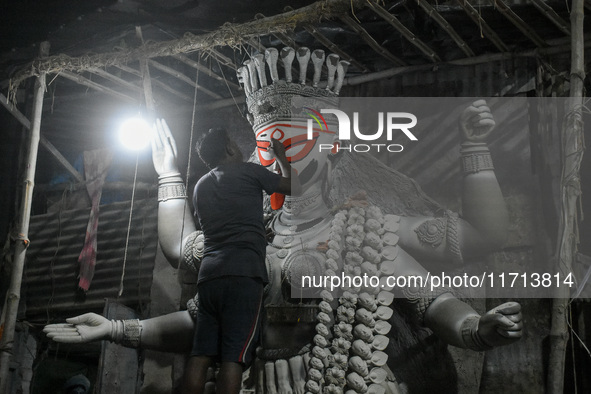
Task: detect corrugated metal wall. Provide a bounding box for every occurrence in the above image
[24,198,158,324]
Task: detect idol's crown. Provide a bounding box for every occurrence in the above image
[237,47,349,129]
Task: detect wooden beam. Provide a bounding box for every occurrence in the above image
[254,13,300,49]
[455,0,509,52]
[0,92,84,182]
[339,14,407,66]
[58,70,137,103]
[173,54,241,91]
[151,78,195,102]
[530,0,571,36]
[136,26,156,113]
[87,67,143,94]
[246,38,267,53]
[148,59,223,99]
[113,64,194,102]
[365,0,441,63]
[488,0,547,47]
[11,0,366,86]
[301,23,369,72]
[204,49,238,70]
[416,0,475,57]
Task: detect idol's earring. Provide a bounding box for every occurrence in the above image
[330,141,340,155]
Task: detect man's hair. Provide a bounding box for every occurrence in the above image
[197,128,230,168]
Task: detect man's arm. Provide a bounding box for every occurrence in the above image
[268,137,302,196]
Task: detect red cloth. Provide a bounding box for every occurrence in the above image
[78,149,112,291]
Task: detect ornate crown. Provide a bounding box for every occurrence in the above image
[237,47,350,129]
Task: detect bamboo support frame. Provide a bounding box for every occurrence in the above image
[137,26,156,114]
[416,0,475,57]
[0,42,49,394]
[148,59,223,99]
[338,14,407,66]
[455,0,509,52]
[9,0,365,90]
[58,70,137,103]
[87,67,144,94]
[254,13,300,49]
[300,22,369,72]
[489,0,547,48]
[0,93,84,182]
[547,0,585,392]
[366,0,441,63]
[173,54,241,91]
[113,64,194,102]
[530,0,571,36]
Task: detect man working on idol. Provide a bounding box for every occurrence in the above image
[178,124,301,394]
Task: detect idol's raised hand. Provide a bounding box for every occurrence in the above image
[152,118,180,177]
[459,99,496,142]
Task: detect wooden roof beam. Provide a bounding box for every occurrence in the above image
[416,0,475,57]
[58,70,137,103]
[455,0,509,52]
[112,64,194,103]
[148,59,223,99]
[530,0,571,36]
[338,14,407,66]
[488,0,547,47]
[87,67,143,94]
[173,54,241,91]
[254,13,300,49]
[365,0,441,63]
[283,5,368,72]
[300,22,369,72]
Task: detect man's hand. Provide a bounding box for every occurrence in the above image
[152,118,180,176]
[266,138,288,162]
[459,99,495,142]
[477,302,523,347]
[44,313,112,344]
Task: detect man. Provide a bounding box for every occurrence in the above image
[184,128,301,394]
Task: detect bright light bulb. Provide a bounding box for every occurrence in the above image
[119,117,152,150]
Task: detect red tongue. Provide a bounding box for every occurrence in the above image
[270,193,285,210]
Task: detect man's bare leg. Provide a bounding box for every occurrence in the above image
[216,361,243,394]
[182,356,213,394]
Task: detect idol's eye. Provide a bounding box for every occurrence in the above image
[283,132,319,163]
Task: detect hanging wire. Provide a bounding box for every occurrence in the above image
[175,60,201,266]
[118,153,140,297]
[215,55,244,117]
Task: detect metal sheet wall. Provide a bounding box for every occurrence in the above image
[24,198,158,323]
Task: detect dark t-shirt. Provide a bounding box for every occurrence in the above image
[193,162,281,284]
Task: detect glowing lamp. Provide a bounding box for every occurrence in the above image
[119,117,152,150]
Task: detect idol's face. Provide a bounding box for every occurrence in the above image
[254,119,336,191]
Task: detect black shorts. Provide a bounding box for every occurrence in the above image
[191,276,264,366]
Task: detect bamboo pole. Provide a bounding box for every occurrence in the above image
[0,41,49,394]
[547,0,585,392]
[489,0,547,47]
[9,0,363,90]
[366,0,441,63]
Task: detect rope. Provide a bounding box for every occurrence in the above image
[118,153,140,297]
[176,62,201,268]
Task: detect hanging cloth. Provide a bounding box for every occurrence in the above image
[78,149,113,291]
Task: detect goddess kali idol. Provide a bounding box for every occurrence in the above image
[45,47,522,394]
